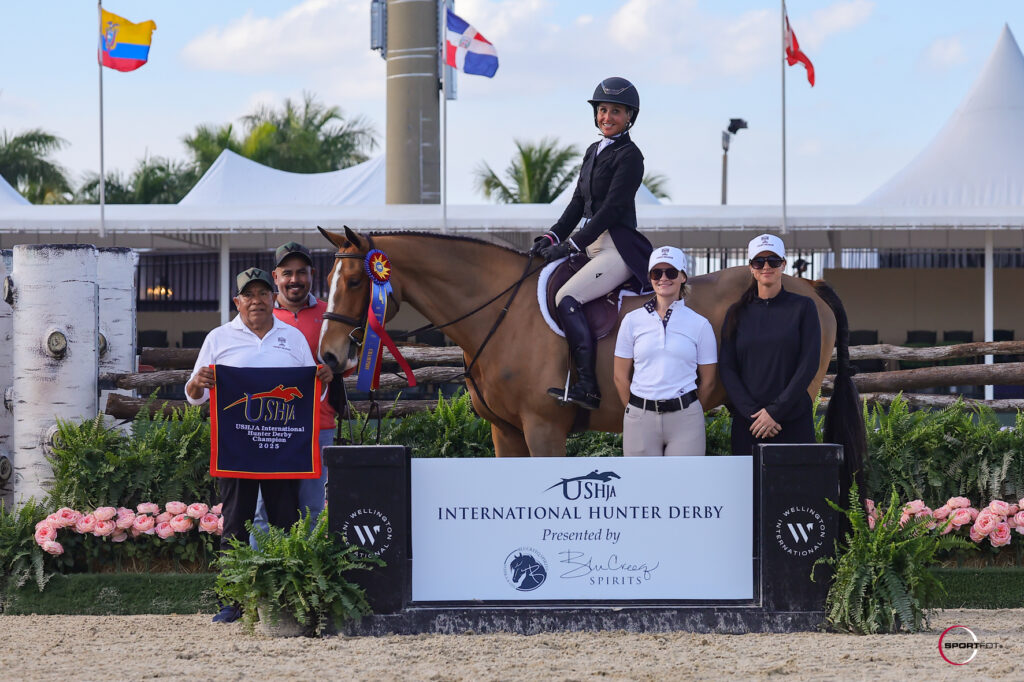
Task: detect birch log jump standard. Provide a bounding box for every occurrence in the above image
[10,245,100,505]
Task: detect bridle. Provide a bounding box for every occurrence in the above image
[321,250,369,348]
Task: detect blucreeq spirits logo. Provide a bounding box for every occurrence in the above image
[545,469,620,501]
[504,547,548,591]
[938,625,1004,665]
[340,508,393,558]
[773,505,826,557]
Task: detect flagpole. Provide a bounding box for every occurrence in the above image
[440,2,448,235]
[97,0,107,239]
[780,0,788,235]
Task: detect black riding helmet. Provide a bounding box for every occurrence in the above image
[588,76,640,131]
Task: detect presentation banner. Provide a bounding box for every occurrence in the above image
[412,457,753,601]
[209,365,322,479]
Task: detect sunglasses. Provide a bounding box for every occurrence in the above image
[649,267,680,281]
[749,257,785,270]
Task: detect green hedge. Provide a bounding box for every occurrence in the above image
[1,573,217,615]
[2,568,1019,615]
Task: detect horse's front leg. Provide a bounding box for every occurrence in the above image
[491,421,530,458]
[522,412,573,457]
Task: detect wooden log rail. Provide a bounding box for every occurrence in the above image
[821,361,1024,394]
[140,345,465,370]
[818,392,1024,413]
[830,340,1024,362]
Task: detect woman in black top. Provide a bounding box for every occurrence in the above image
[530,76,653,410]
[719,234,821,455]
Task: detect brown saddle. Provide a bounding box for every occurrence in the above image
[544,253,641,341]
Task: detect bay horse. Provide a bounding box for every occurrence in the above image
[317,227,865,487]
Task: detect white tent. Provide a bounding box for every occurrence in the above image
[0,175,29,206]
[863,25,1024,208]
[553,180,661,206]
[178,150,384,206]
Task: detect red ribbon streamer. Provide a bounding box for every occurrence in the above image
[366,305,417,388]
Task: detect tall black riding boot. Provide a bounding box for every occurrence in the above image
[546,296,601,410]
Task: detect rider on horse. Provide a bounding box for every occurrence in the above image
[530,76,654,411]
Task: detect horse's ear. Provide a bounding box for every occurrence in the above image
[344,225,364,250]
[317,225,347,249]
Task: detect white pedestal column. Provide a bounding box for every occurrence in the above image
[10,244,99,505]
[98,248,139,414]
[0,250,13,507]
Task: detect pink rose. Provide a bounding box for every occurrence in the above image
[947,496,971,509]
[967,507,980,521]
[989,522,1012,547]
[988,500,1010,517]
[217,516,224,535]
[939,520,954,535]
[950,508,973,527]
[969,525,985,543]
[75,514,96,534]
[55,508,82,527]
[867,515,876,530]
[133,514,155,533]
[899,512,911,527]
[42,540,64,555]
[904,500,926,515]
[111,531,128,543]
[933,505,951,521]
[137,502,160,515]
[186,503,209,519]
[199,513,219,533]
[115,511,136,530]
[210,503,223,515]
[130,527,143,538]
[165,501,187,516]
[34,525,57,545]
[864,499,876,515]
[156,512,173,525]
[45,513,61,527]
[155,522,175,539]
[93,519,116,537]
[93,506,117,522]
[1009,504,1019,516]
[169,514,193,533]
[974,512,998,536]
[1014,511,1024,528]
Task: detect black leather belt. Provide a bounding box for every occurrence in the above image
[628,390,699,413]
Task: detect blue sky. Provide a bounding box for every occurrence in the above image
[3,1,1024,205]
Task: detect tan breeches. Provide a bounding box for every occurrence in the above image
[554,232,633,306]
[622,400,707,456]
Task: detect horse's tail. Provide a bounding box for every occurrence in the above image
[812,280,868,501]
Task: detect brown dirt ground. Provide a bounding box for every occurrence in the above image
[0,608,1021,681]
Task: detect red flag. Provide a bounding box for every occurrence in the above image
[784,14,815,86]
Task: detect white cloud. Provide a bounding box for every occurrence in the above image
[799,0,876,51]
[923,36,967,70]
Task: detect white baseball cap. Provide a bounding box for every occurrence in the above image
[747,234,786,261]
[648,245,688,275]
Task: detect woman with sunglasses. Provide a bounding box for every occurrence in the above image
[719,234,821,456]
[613,246,718,456]
[529,77,653,410]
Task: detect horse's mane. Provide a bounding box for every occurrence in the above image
[369,231,526,257]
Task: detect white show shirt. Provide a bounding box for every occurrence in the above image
[614,298,718,400]
[186,315,316,405]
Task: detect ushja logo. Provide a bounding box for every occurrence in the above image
[223,384,303,424]
[546,469,620,501]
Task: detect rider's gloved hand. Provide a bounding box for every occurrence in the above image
[530,233,555,256]
[540,242,572,263]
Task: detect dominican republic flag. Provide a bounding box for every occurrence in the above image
[445,8,499,78]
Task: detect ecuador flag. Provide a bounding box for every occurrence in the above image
[99,9,156,72]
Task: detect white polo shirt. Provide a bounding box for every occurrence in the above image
[186,315,316,405]
[614,298,718,400]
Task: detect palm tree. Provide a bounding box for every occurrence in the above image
[475,138,581,204]
[642,172,671,201]
[0,128,72,203]
[75,157,198,204]
[183,92,378,174]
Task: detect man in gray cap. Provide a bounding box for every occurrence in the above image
[185,267,331,624]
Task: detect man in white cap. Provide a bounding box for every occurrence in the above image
[719,234,821,455]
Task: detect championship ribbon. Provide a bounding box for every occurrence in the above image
[356,250,417,391]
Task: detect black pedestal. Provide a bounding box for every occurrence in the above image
[324,445,410,614]
[757,443,843,613]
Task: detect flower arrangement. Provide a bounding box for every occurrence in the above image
[865,495,1024,549]
[33,502,223,556]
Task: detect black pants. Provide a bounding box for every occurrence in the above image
[730,411,816,456]
[218,477,300,552]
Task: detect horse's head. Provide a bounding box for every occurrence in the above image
[318,225,372,373]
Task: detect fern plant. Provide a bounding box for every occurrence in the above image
[0,499,51,597]
[814,483,974,634]
[214,510,381,635]
[386,390,494,458]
